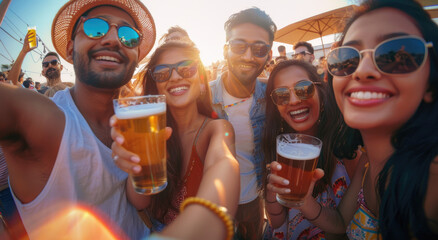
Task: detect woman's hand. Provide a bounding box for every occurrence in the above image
[266,161,291,195]
[109,115,172,174]
[267,161,325,207]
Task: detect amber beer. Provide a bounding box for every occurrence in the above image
[275,134,322,207]
[114,96,167,195]
[27,27,37,49]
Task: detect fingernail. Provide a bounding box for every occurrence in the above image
[133,166,141,172]
[116,137,124,144]
[285,189,291,193]
[110,118,116,126]
[283,179,289,185]
[131,156,140,163]
[276,164,282,170]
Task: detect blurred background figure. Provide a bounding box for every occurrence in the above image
[159,26,192,44]
[275,45,288,63]
[292,41,315,65]
[316,56,326,80]
[35,81,41,91]
[0,72,6,84]
[43,83,69,98]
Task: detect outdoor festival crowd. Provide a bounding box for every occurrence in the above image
[0,0,437,239]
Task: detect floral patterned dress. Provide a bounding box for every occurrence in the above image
[264,159,350,240]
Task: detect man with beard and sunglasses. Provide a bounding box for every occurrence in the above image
[209,7,276,240]
[39,52,66,94]
[0,0,155,239]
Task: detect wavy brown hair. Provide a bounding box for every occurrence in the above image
[140,41,213,222]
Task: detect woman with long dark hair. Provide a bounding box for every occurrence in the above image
[287,0,438,239]
[111,40,240,240]
[263,59,361,239]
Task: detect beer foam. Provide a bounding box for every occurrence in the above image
[115,103,166,119]
[277,143,320,160]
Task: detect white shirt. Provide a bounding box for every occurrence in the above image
[223,85,258,204]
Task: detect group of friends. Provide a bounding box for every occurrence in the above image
[0,0,437,239]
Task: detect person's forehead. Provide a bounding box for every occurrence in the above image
[229,23,269,43]
[87,5,136,27]
[294,46,309,53]
[43,56,59,62]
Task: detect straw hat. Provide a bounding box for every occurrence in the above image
[52,0,156,64]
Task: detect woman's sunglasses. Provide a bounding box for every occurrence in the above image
[78,17,142,48]
[42,60,60,68]
[270,80,321,106]
[326,36,433,77]
[150,60,198,82]
[227,39,271,58]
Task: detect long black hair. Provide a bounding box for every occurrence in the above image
[335,0,438,238]
[140,41,213,222]
[262,60,360,197]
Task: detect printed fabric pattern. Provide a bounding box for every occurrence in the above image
[346,188,380,240]
[264,159,350,240]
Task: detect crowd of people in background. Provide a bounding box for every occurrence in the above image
[0,0,437,239]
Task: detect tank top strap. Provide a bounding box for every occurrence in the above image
[193,117,208,146]
[361,162,370,188]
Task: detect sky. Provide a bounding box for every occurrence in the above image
[0,0,356,83]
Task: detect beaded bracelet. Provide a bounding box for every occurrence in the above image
[180,197,234,240]
[306,202,322,221]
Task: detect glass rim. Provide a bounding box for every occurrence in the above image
[276,133,322,147]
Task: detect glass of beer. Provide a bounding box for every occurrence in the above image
[275,133,322,207]
[113,95,167,195]
[27,27,38,48]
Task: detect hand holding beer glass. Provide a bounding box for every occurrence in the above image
[275,133,322,208]
[113,95,167,195]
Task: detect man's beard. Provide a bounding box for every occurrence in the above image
[227,58,265,87]
[45,68,61,81]
[72,50,136,89]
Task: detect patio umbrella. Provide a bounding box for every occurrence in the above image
[420,0,438,19]
[274,5,358,55]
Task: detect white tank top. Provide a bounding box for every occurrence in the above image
[11,89,149,239]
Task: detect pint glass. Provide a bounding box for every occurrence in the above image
[275,133,322,207]
[113,95,167,195]
[27,27,37,49]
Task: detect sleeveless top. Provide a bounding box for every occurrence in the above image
[11,89,149,239]
[162,117,208,225]
[264,159,351,240]
[346,162,381,240]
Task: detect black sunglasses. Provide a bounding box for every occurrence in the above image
[77,17,142,48]
[42,60,60,68]
[270,80,321,105]
[227,40,271,58]
[326,35,433,77]
[150,60,198,82]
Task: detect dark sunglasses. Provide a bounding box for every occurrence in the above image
[78,17,142,48]
[42,60,60,68]
[227,40,271,58]
[150,60,198,82]
[326,36,433,77]
[270,80,321,105]
[292,50,312,58]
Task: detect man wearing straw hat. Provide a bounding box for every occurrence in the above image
[0,0,155,239]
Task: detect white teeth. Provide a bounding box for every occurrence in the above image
[96,56,120,63]
[239,64,253,69]
[169,86,188,93]
[289,108,308,116]
[350,91,389,100]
